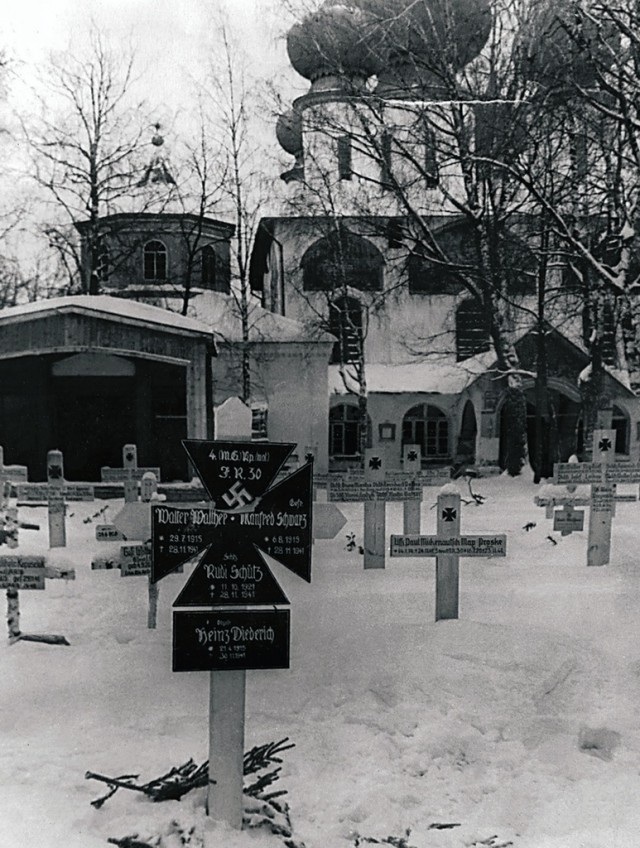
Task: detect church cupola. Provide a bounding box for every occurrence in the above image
[286,1,383,95]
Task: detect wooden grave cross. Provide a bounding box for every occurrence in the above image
[92,472,161,628]
[553,429,640,565]
[100,444,161,502]
[390,489,507,621]
[328,448,423,569]
[4,563,75,645]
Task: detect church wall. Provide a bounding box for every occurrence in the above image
[83,217,232,295]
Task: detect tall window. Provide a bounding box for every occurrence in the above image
[329,404,372,457]
[337,135,352,180]
[201,245,217,288]
[380,130,392,186]
[402,404,450,459]
[144,240,167,281]
[328,296,363,364]
[456,298,491,361]
[423,123,439,188]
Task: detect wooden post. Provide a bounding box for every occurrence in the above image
[587,429,615,567]
[6,587,19,641]
[47,450,66,548]
[363,448,386,569]
[123,444,138,504]
[147,577,159,630]
[435,491,461,621]
[208,398,250,829]
[402,444,421,535]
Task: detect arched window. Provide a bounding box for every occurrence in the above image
[301,229,384,292]
[143,240,167,281]
[201,245,217,288]
[329,404,372,458]
[402,404,450,459]
[328,296,362,364]
[456,298,490,361]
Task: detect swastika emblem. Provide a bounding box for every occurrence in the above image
[221,481,254,509]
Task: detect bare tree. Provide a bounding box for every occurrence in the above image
[23,26,148,294]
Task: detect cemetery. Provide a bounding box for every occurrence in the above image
[5,0,640,845]
[2,405,640,848]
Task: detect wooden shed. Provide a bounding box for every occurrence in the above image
[0,296,214,481]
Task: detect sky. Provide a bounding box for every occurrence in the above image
[0,0,308,267]
[3,0,299,113]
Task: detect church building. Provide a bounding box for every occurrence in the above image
[250,0,640,474]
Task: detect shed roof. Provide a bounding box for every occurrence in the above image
[0,295,214,338]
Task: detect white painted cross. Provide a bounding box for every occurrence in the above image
[401,444,421,535]
[390,489,507,621]
[101,444,161,501]
[47,449,66,548]
[363,448,386,569]
[2,553,75,644]
[553,429,640,566]
[327,449,423,570]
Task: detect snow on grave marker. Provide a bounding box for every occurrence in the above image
[553,429,640,565]
[390,488,507,621]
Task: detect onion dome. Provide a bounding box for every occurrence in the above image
[276,109,303,155]
[353,0,492,95]
[286,2,383,90]
[519,0,619,91]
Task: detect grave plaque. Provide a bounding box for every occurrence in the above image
[173,609,290,672]
[0,555,46,590]
[120,543,152,577]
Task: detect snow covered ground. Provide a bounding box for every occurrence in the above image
[2,473,640,848]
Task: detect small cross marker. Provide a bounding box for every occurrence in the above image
[369,456,382,470]
[442,507,457,522]
[407,450,418,462]
[598,437,612,452]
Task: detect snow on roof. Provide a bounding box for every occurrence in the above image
[189,291,335,345]
[0,295,212,336]
[330,352,494,395]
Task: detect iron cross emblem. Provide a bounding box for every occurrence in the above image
[442,507,457,522]
[598,437,612,452]
[369,456,382,470]
[407,450,418,462]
